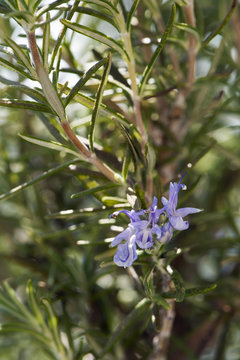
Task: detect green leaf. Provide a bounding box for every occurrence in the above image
[203,0,237,47]
[89,53,112,152]
[100,298,152,356]
[49,0,81,71]
[0,1,12,14]
[0,0,15,9]
[92,48,131,90]
[83,0,119,15]
[0,159,80,201]
[119,124,142,168]
[46,203,130,219]
[38,113,68,144]
[0,82,48,104]
[36,0,69,17]
[0,55,34,79]
[33,9,65,29]
[162,284,217,299]
[101,196,129,206]
[170,267,185,302]
[174,22,201,49]
[5,9,33,22]
[42,12,50,71]
[5,38,37,78]
[16,0,28,11]
[151,294,170,310]
[53,46,62,88]
[61,86,130,127]
[0,322,50,344]
[0,99,53,113]
[61,20,128,59]
[18,133,80,157]
[141,263,155,297]
[41,298,67,355]
[27,280,46,328]
[30,0,42,12]
[139,4,176,94]
[75,6,119,30]
[0,293,28,321]
[65,57,108,106]
[1,281,36,324]
[185,284,217,297]
[122,148,131,181]
[126,0,140,31]
[61,65,132,96]
[71,183,119,199]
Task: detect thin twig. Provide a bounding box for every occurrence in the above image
[26,31,123,184]
[116,5,153,204]
[116,5,148,149]
[184,0,196,95]
[232,8,240,62]
[150,271,175,360]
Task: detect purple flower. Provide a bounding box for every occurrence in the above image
[109,179,201,268]
[110,209,143,223]
[161,222,173,243]
[135,197,164,249]
[109,210,142,267]
[161,179,201,231]
[110,198,164,267]
[111,225,138,268]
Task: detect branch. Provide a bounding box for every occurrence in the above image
[184,0,196,95]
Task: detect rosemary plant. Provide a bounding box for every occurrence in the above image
[0,1,240,359]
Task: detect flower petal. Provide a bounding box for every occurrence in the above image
[152,224,162,240]
[132,220,149,230]
[111,227,133,247]
[151,196,158,210]
[169,182,179,209]
[136,228,154,249]
[113,236,137,267]
[175,207,201,217]
[161,223,173,243]
[169,215,189,230]
[161,196,168,207]
[109,209,143,222]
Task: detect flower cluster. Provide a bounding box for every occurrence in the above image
[110,178,201,268]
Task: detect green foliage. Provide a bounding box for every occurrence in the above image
[0,0,240,359]
[0,281,71,360]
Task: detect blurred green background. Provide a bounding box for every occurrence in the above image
[0,1,240,359]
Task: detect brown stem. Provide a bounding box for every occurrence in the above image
[117,6,153,202]
[26,31,42,70]
[26,31,122,184]
[61,121,91,158]
[184,0,196,95]
[232,8,240,61]
[61,121,121,183]
[150,272,175,360]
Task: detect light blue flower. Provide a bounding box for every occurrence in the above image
[109,181,201,267]
[161,222,173,243]
[161,179,201,231]
[110,198,163,267]
[135,197,163,249]
[109,210,142,267]
[113,233,138,268]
